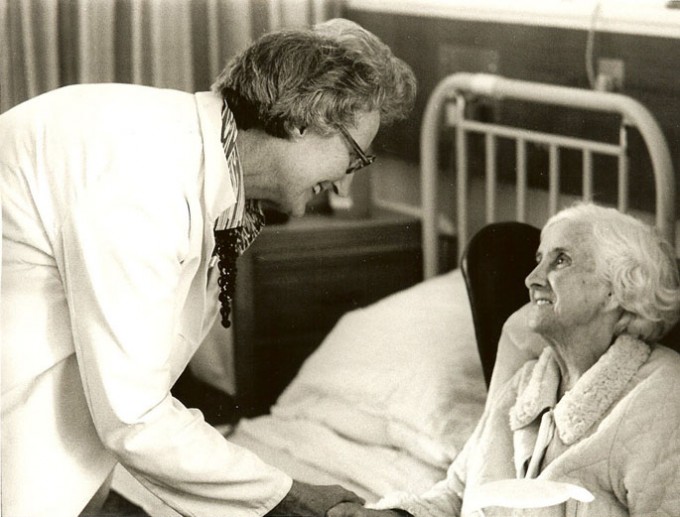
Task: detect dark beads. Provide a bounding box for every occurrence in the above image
[214,227,241,329]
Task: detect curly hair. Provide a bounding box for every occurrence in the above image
[545,203,680,342]
[211,18,416,138]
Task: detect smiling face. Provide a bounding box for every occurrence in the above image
[524,219,614,341]
[255,110,380,217]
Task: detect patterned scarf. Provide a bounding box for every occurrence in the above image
[214,99,265,328]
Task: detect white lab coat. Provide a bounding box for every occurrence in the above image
[0,84,291,517]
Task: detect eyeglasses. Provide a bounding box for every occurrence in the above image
[338,125,376,175]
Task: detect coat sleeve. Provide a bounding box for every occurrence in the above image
[369,406,496,517]
[609,358,680,516]
[369,456,464,517]
[59,172,291,516]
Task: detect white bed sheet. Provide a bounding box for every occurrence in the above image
[112,416,450,515]
[112,269,485,514]
[230,418,447,502]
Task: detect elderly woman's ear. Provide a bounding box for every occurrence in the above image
[604,291,622,313]
[605,291,627,337]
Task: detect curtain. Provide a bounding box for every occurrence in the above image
[1,0,341,114]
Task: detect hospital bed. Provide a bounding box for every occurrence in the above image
[112,74,678,515]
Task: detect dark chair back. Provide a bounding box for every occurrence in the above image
[662,320,680,353]
[660,259,680,354]
[461,222,541,387]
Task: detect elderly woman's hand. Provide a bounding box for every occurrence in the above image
[267,480,365,516]
[327,503,409,517]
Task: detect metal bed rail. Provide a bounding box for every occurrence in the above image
[421,73,676,278]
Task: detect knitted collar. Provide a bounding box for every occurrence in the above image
[510,334,651,445]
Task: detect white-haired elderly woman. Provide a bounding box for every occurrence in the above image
[329,203,680,517]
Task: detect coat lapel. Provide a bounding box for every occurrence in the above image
[554,335,650,444]
[510,335,651,453]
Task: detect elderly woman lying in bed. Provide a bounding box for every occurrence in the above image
[330,203,680,517]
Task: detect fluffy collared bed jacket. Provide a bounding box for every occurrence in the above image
[374,335,680,517]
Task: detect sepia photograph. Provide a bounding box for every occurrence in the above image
[1,1,679,515]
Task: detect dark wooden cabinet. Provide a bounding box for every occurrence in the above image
[232,211,423,416]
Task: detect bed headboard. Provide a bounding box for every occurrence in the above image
[420,73,676,278]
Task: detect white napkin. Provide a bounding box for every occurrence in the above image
[466,479,594,511]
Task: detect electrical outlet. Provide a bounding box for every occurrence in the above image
[437,44,500,78]
[596,58,625,91]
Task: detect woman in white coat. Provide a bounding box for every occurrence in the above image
[0,19,416,517]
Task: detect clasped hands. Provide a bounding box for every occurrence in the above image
[327,502,403,517]
[267,480,406,517]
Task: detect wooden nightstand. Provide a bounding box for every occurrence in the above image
[232,210,423,416]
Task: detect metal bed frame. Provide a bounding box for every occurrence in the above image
[420,73,676,278]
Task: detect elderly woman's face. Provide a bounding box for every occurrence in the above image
[524,219,612,340]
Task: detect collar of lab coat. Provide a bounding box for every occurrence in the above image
[510,334,651,445]
[194,91,237,226]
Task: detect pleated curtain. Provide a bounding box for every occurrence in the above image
[1,0,340,113]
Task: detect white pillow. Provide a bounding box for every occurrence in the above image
[272,269,486,468]
[487,303,548,400]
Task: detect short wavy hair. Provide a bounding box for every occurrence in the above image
[212,18,416,138]
[545,203,680,343]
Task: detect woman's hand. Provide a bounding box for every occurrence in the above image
[267,480,365,516]
[327,502,408,517]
